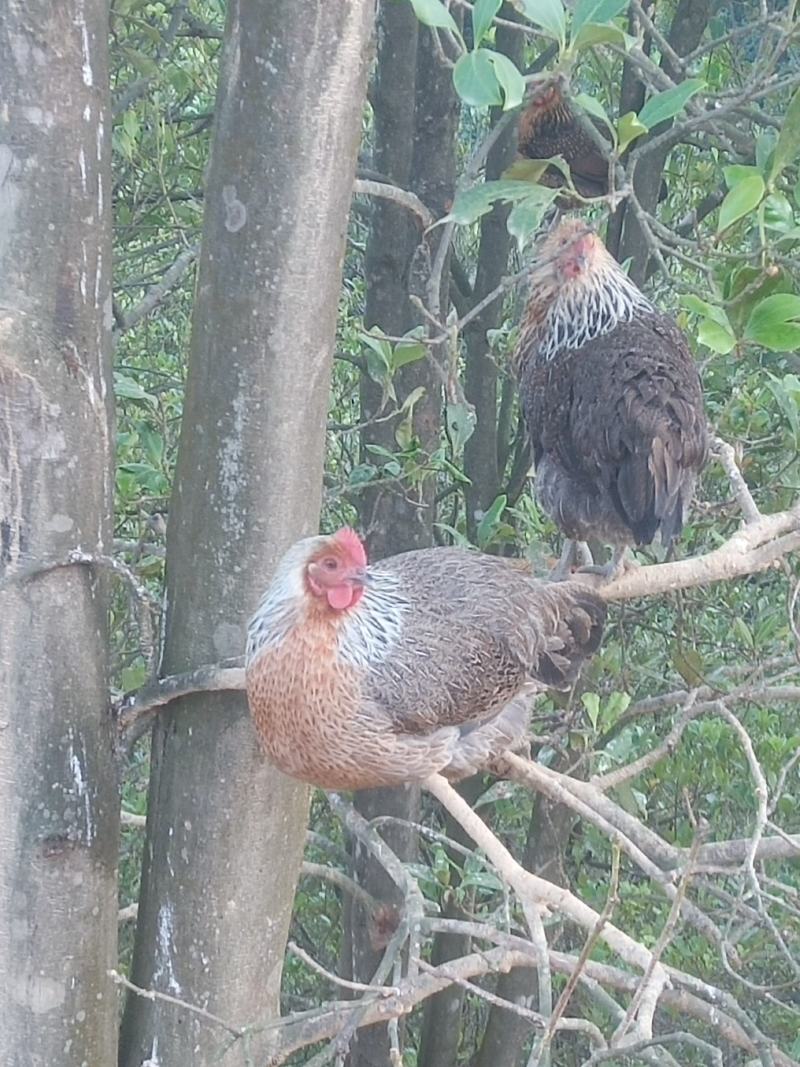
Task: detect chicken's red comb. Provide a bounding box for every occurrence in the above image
[333,526,367,567]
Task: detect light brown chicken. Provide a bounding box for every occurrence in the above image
[245,528,605,790]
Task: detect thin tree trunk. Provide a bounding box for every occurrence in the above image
[350,14,459,1067]
[474,794,578,1067]
[119,2,374,1063]
[463,14,523,543]
[611,0,711,280]
[350,7,423,1066]
[0,3,117,1064]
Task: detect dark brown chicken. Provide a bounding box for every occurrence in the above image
[517,78,667,205]
[246,528,605,790]
[515,219,708,577]
[517,78,609,201]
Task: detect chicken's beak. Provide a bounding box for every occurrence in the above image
[348,567,371,588]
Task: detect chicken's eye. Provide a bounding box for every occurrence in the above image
[321,558,339,571]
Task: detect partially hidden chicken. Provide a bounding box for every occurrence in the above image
[517,78,610,202]
[246,528,606,790]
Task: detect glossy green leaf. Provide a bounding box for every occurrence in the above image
[745,294,800,351]
[486,51,526,110]
[637,78,704,129]
[443,179,541,224]
[513,0,566,46]
[507,189,557,248]
[572,0,628,35]
[574,93,616,140]
[409,0,460,34]
[770,85,800,182]
[617,110,647,154]
[572,22,632,52]
[453,49,502,108]
[114,374,156,403]
[723,164,760,187]
[446,400,477,451]
[477,494,508,549]
[392,339,427,371]
[697,318,735,354]
[472,0,503,45]
[582,692,600,729]
[681,294,733,330]
[717,172,765,233]
[672,645,705,687]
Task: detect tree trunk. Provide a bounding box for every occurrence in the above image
[349,7,423,1067]
[463,14,523,543]
[349,14,459,1067]
[0,4,118,1065]
[119,2,374,1064]
[612,0,711,281]
[474,795,577,1067]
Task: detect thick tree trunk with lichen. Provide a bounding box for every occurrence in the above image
[0,4,117,1065]
[118,2,374,1064]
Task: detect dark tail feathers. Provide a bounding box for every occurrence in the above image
[536,586,606,690]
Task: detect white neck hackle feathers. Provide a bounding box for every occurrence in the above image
[246,536,407,670]
[520,221,653,365]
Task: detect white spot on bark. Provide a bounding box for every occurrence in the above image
[68,739,95,844]
[78,149,87,193]
[141,1036,160,1067]
[76,9,93,86]
[14,974,66,1014]
[221,185,247,232]
[45,513,74,533]
[154,903,182,995]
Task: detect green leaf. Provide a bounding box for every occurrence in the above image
[486,51,526,110]
[392,339,427,371]
[745,294,800,351]
[574,93,616,140]
[443,179,540,224]
[477,494,508,549]
[582,692,600,729]
[770,85,800,182]
[723,164,760,187]
[617,111,647,154]
[680,294,728,326]
[572,22,633,52]
[672,646,705,687]
[572,0,628,35]
[507,190,557,248]
[717,172,765,233]
[763,192,794,232]
[513,0,566,46]
[121,661,148,694]
[767,374,800,442]
[453,50,502,108]
[637,78,704,129]
[698,318,735,354]
[408,0,460,34]
[114,374,156,403]
[446,400,477,452]
[472,0,503,45]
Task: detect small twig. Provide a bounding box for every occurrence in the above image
[288,941,399,996]
[108,968,243,1038]
[352,178,434,230]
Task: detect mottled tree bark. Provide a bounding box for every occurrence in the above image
[474,794,577,1067]
[0,3,117,1065]
[119,2,374,1064]
[350,12,459,1067]
[350,7,422,1067]
[463,15,524,543]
